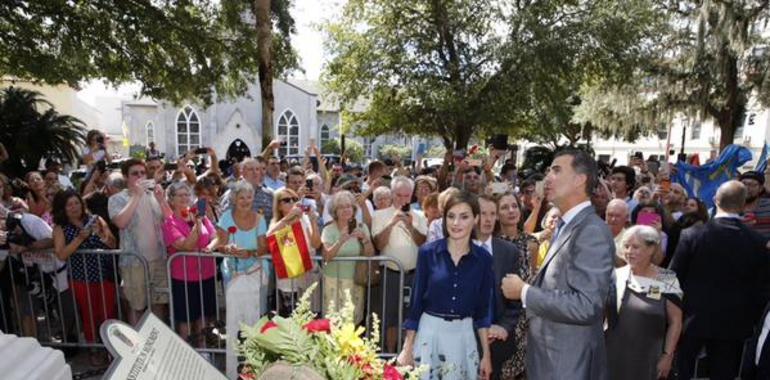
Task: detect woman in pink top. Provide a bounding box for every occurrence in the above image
[162,182,217,345]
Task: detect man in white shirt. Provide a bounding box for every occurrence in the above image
[372,175,427,352]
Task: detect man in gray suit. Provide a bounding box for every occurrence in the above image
[502,149,614,379]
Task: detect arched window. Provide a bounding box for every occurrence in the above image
[319,124,330,151]
[276,109,300,156]
[176,106,200,156]
[145,122,155,145]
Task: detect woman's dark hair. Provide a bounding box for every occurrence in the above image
[24,171,43,202]
[53,189,87,226]
[85,129,102,146]
[631,200,672,231]
[680,197,709,227]
[494,192,522,235]
[441,191,480,240]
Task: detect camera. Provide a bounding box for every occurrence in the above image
[5,212,34,247]
[194,147,209,155]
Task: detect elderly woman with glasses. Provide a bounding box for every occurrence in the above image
[267,188,322,316]
[321,190,374,323]
[606,225,683,380]
[161,181,217,345]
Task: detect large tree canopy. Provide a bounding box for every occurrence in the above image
[323,0,657,149]
[0,0,298,106]
[575,0,770,151]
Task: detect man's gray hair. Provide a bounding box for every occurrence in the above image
[715,180,746,213]
[621,225,661,247]
[229,180,255,207]
[390,175,414,193]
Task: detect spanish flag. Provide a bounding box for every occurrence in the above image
[266,221,313,279]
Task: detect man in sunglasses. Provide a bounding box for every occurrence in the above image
[108,158,171,325]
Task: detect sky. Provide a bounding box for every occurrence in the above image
[78,0,343,106]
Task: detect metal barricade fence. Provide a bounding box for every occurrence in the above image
[166,252,406,357]
[0,249,149,350]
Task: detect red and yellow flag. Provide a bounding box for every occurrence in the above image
[266,221,313,279]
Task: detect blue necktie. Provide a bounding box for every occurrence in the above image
[551,219,565,245]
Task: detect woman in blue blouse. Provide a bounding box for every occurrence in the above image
[398,191,494,380]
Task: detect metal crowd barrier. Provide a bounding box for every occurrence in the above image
[0,249,149,350]
[166,252,407,357]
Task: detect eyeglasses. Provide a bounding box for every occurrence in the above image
[280,197,299,204]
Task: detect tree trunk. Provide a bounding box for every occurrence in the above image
[716,46,741,152]
[252,0,274,149]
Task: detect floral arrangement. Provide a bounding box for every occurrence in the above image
[238,283,425,380]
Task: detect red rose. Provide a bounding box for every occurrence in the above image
[383,365,403,380]
[227,226,238,235]
[303,319,331,334]
[260,321,277,334]
[189,206,198,215]
[180,209,189,219]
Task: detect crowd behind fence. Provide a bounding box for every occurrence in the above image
[0,248,406,360]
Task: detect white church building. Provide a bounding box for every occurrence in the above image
[117,79,386,161]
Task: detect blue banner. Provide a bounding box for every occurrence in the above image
[673,144,753,207]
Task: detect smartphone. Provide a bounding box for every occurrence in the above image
[348,218,357,233]
[83,215,98,231]
[194,147,208,155]
[306,178,314,190]
[535,180,545,198]
[637,211,661,226]
[196,198,207,218]
[634,151,644,160]
[164,162,178,171]
[401,203,410,213]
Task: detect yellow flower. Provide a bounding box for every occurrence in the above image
[334,323,366,357]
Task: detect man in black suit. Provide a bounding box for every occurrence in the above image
[475,194,521,379]
[670,180,769,380]
[742,302,770,379]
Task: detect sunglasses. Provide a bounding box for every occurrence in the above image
[280,197,299,204]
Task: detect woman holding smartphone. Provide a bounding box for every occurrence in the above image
[321,190,374,323]
[161,182,217,345]
[52,189,117,365]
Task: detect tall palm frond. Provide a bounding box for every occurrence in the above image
[0,87,86,177]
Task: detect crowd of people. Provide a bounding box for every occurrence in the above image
[0,129,769,379]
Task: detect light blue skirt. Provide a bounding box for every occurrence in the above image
[413,313,479,380]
